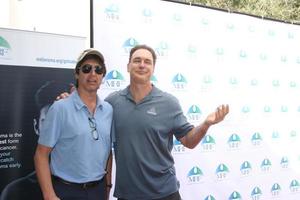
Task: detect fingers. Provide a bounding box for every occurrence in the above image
[216,104,229,120]
[56,92,70,100]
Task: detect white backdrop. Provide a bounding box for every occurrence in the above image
[93,0,300,199]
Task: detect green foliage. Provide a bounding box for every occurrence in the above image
[187,0,300,23]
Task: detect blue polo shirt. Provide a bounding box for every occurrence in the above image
[106,85,194,199]
[38,90,113,183]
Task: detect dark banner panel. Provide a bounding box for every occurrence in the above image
[0,65,74,199]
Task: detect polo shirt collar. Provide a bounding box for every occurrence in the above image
[73,90,103,110]
[120,84,162,101]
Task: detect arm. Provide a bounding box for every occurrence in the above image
[180,104,229,149]
[105,151,113,200]
[34,144,60,200]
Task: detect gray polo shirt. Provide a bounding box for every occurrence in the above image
[106,85,194,199]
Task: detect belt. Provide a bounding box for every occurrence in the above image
[52,175,102,189]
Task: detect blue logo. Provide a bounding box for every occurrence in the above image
[202,75,213,84]
[296,57,300,64]
[280,105,288,112]
[240,161,252,176]
[187,166,203,184]
[251,186,262,200]
[0,36,11,58]
[215,47,224,56]
[263,105,271,113]
[271,183,281,197]
[289,81,297,88]
[268,29,275,37]
[241,105,250,113]
[250,79,258,86]
[216,163,229,180]
[172,73,187,90]
[201,18,209,25]
[226,23,235,30]
[155,41,169,57]
[172,13,182,22]
[260,158,272,172]
[104,70,126,89]
[122,38,139,54]
[272,130,280,139]
[272,79,280,87]
[150,75,158,85]
[248,25,255,32]
[251,132,262,146]
[172,138,186,153]
[201,135,216,152]
[239,50,247,58]
[281,55,287,63]
[290,179,300,193]
[204,195,216,200]
[228,191,242,200]
[187,105,202,122]
[229,76,238,85]
[104,3,120,21]
[288,32,294,39]
[142,8,153,23]
[259,53,267,61]
[228,134,241,149]
[280,156,289,169]
[187,44,197,56]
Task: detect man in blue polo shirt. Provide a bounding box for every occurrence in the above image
[34,49,113,200]
[105,44,229,200]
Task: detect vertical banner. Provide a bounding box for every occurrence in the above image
[93,0,300,199]
[0,28,85,199]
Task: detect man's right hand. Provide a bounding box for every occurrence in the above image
[56,92,70,100]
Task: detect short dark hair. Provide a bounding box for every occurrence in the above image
[129,44,157,65]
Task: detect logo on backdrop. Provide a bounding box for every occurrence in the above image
[104,3,120,21]
[251,132,263,147]
[290,179,300,193]
[172,73,187,90]
[227,133,241,150]
[215,163,229,181]
[172,138,186,154]
[228,191,242,200]
[142,8,153,23]
[240,161,252,177]
[260,158,272,173]
[155,41,169,57]
[280,156,289,169]
[186,105,202,122]
[123,38,139,54]
[0,36,11,59]
[186,44,197,58]
[104,70,126,89]
[150,75,158,85]
[271,130,280,140]
[187,166,204,184]
[271,183,281,197]
[251,186,262,200]
[200,135,216,152]
[204,195,216,200]
[172,13,182,23]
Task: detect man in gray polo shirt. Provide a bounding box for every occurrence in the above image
[105,44,229,200]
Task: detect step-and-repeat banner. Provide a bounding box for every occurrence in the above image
[0,28,85,199]
[93,0,300,199]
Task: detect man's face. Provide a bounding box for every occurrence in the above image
[127,49,154,84]
[76,58,104,92]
